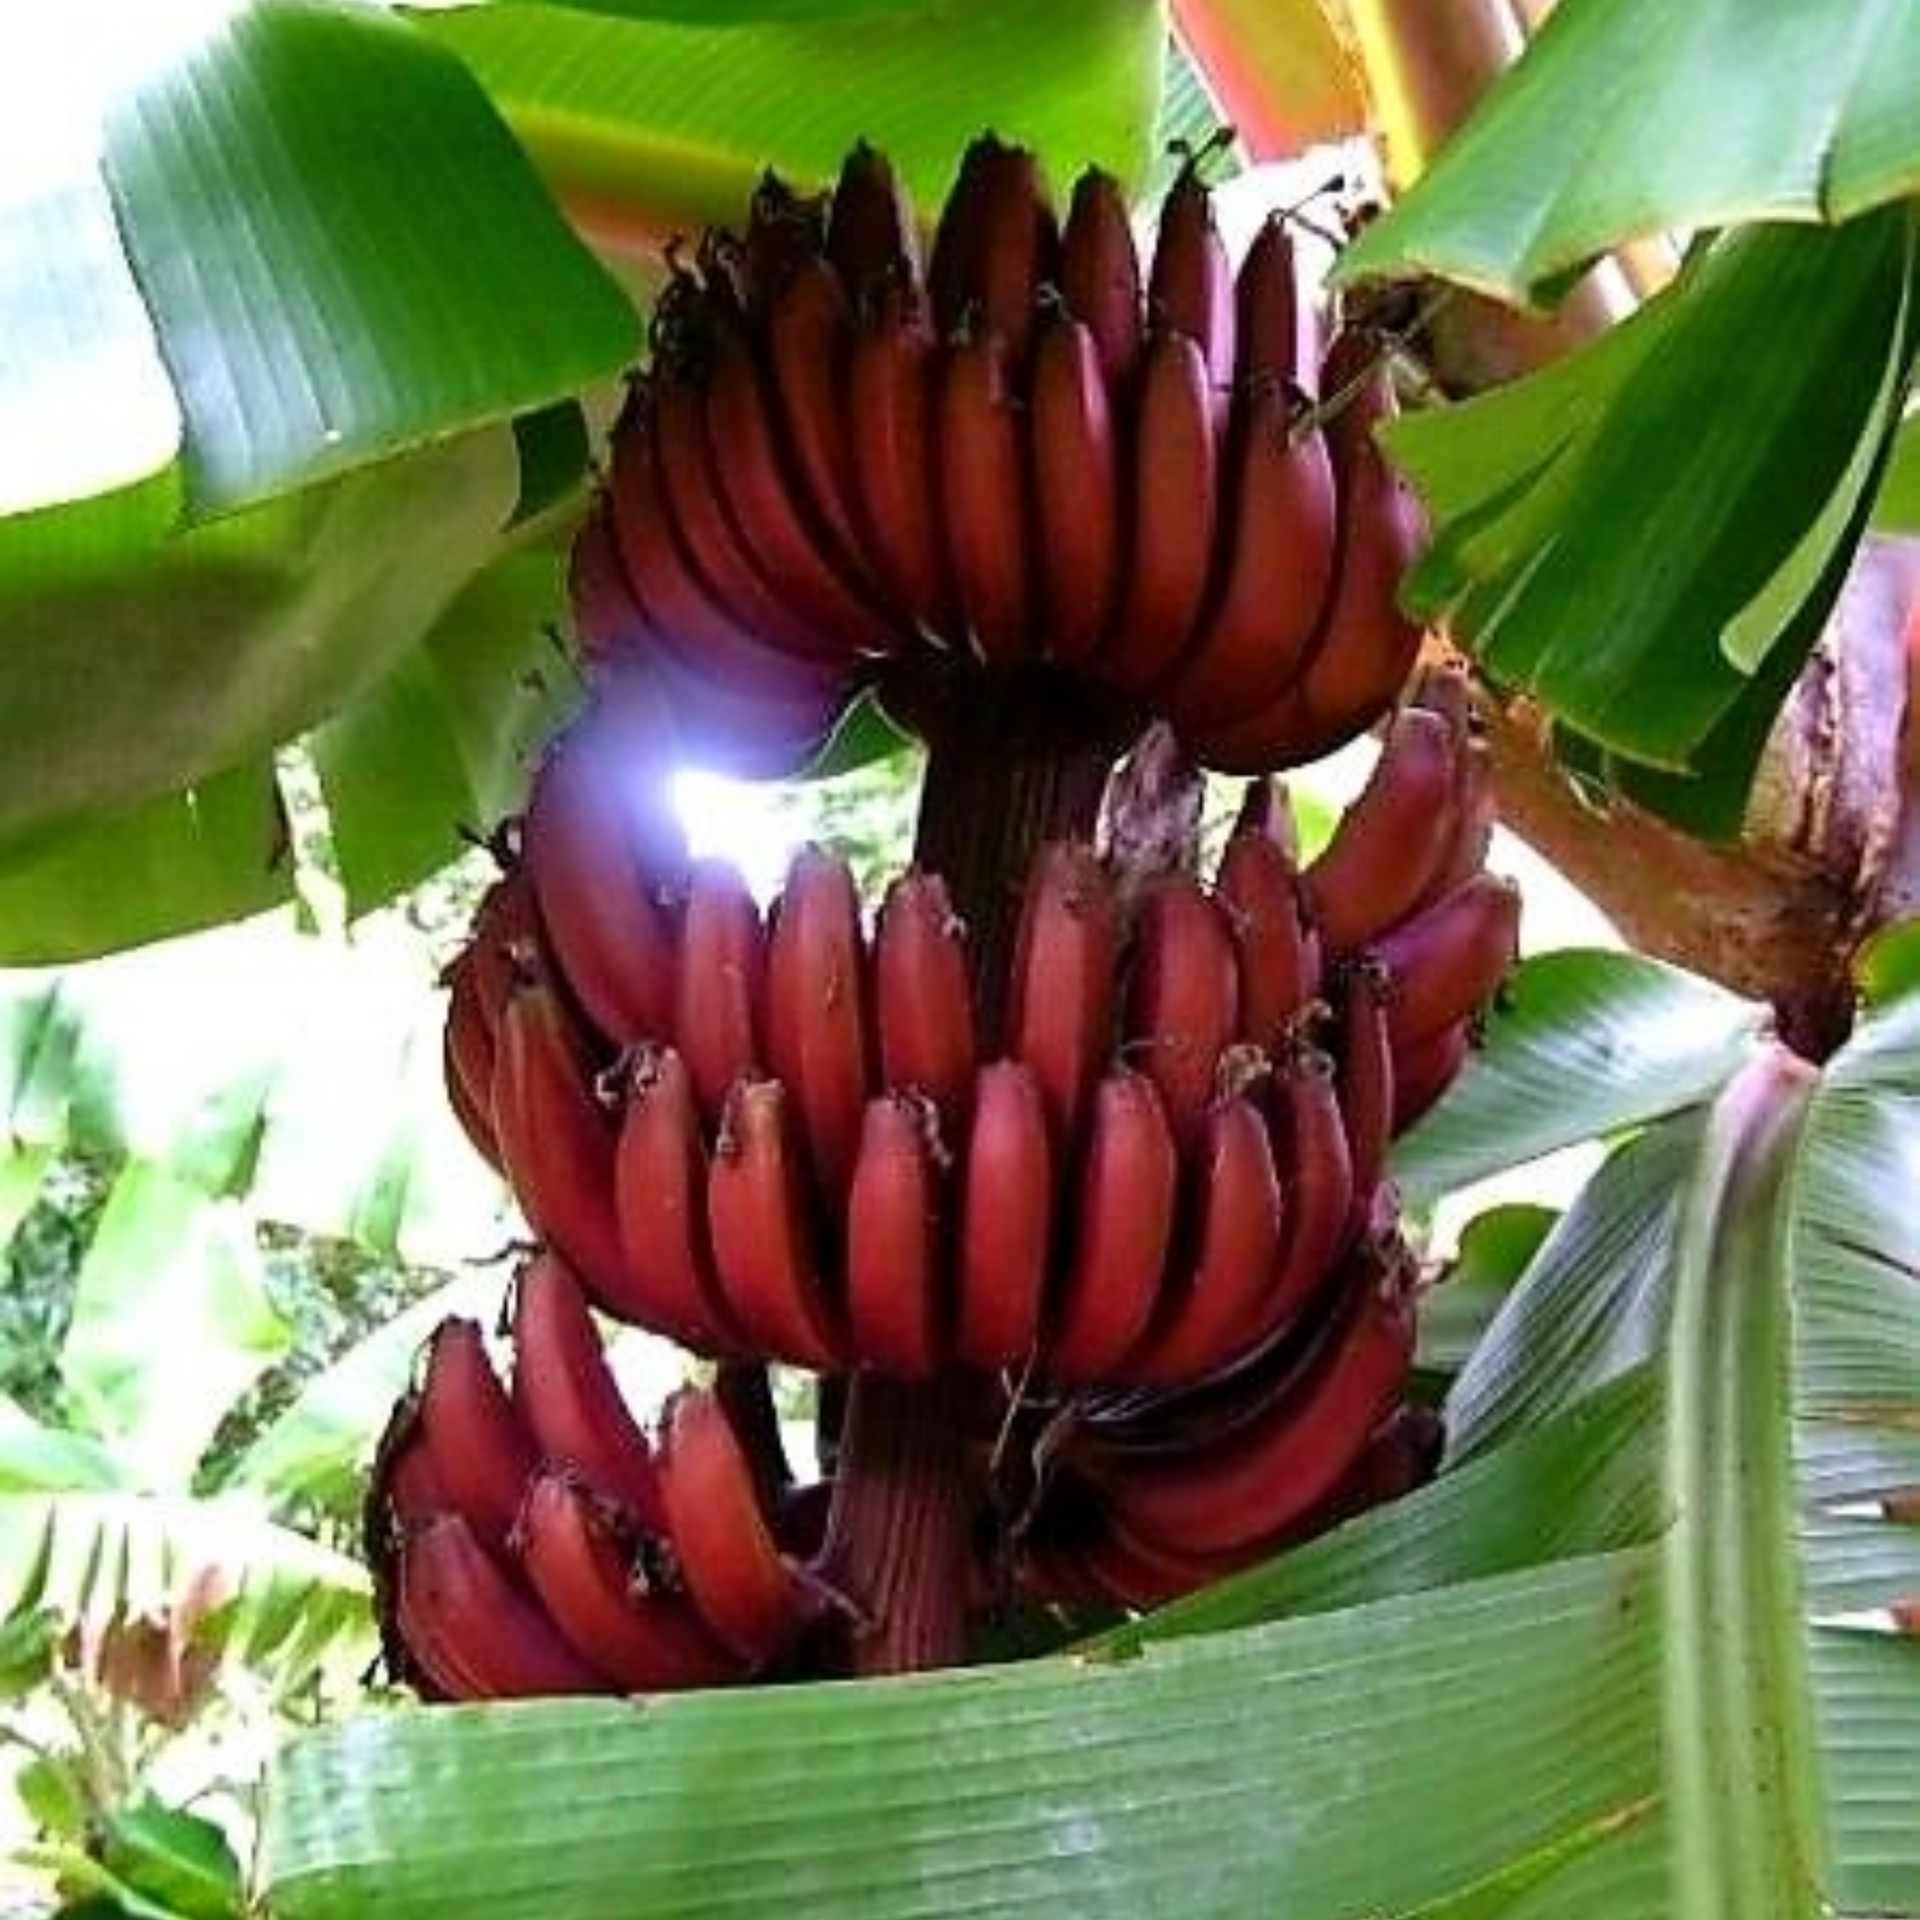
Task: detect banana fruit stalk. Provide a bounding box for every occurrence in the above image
[575,136,1424,780]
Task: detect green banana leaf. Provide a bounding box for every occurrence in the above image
[1378,213,1919,822]
[259,943,1920,1919]
[1337,0,1920,306]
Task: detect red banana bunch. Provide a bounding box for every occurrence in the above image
[369,1255,835,1701]
[576,137,1425,779]
[446,668,1513,1402]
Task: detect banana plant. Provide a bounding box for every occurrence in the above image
[2,2,1918,1917]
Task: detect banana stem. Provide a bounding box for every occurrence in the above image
[912,681,1116,1044]
[816,1373,975,1675]
[816,682,1119,1673]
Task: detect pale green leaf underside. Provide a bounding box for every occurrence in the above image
[1392,948,1764,1210]
[268,1553,1661,1920]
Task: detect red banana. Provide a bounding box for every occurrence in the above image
[1046,1068,1179,1383]
[1029,311,1123,666]
[491,978,630,1312]
[825,140,919,310]
[1158,380,1337,731]
[612,1045,739,1355]
[1124,1095,1285,1385]
[520,721,680,1049]
[1090,1259,1416,1555]
[1123,875,1240,1155]
[413,1318,536,1552]
[1148,161,1234,419]
[1059,166,1142,385]
[1304,706,1461,956]
[608,380,850,684]
[396,1514,603,1701]
[767,257,871,580]
[845,1090,945,1378]
[652,368,851,671]
[926,135,1055,362]
[847,285,955,639]
[673,857,764,1125]
[1251,1044,1355,1344]
[1371,874,1521,1050]
[1004,841,1119,1156]
[511,1253,666,1530]
[1234,216,1319,394]
[939,326,1033,668]
[763,845,875,1204]
[702,321,900,659]
[707,1075,842,1370]
[873,868,977,1135]
[954,1059,1055,1372]
[1097,330,1218,694]
[1335,962,1396,1228]
[516,1472,742,1692]
[658,1388,826,1668]
[1194,334,1426,770]
[1214,808,1320,1050]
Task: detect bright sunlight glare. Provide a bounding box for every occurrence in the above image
[672,768,804,902]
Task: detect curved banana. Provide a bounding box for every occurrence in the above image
[652,366,851,671]
[1088,1253,1415,1556]
[954,1058,1055,1372]
[413,1318,536,1552]
[1123,1095,1284,1386]
[1303,706,1460,956]
[702,320,901,659]
[491,977,629,1311]
[764,845,875,1204]
[1004,841,1118,1157]
[1233,216,1317,394]
[1157,380,1337,731]
[927,135,1055,362]
[1122,875,1240,1154]
[1148,161,1234,420]
[767,257,871,580]
[1371,874,1521,1050]
[1097,330,1218,695]
[825,140,919,312]
[939,326,1033,669]
[673,857,764,1125]
[874,868,977,1136]
[845,1090,945,1379]
[1030,311,1122,667]
[1251,1043,1355,1345]
[1046,1067,1179,1383]
[847,285,955,639]
[706,1075,843,1370]
[516,1471,742,1692]
[1059,166,1142,386]
[1335,963,1396,1229]
[1213,804,1321,1050]
[658,1388,826,1668]
[612,1044,740,1356]
[511,1253,667,1530]
[396,1513,604,1700]
[520,721,680,1048]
